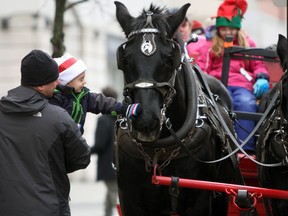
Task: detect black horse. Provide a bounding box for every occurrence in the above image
[114,2,238,216]
[257,34,288,216]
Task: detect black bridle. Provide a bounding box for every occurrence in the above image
[123,76,177,108]
[259,69,288,165]
[116,25,182,131]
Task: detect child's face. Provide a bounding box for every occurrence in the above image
[218,27,238,40]
[178,20,191,42]
[67,72,86,93]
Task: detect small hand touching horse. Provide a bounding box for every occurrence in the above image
[114,2,239,216]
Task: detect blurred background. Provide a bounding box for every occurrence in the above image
[0,0,286,215]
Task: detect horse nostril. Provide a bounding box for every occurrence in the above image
[134,117,160,132]
[150,118,159,130]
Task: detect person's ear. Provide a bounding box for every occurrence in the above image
[33,85,45,92]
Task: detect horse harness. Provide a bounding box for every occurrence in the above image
[114,12,242,216]
[116,45,233,174]
[258,69,288,166]
[116,89,230,172]
[114,10,239,175]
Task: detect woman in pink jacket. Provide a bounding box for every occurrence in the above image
[197,0,270,153]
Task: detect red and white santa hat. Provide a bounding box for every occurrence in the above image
[54,53,87,85]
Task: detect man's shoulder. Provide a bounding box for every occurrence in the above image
[46,102,70,116]
[49,90,72,106]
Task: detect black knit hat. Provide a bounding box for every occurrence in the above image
[21,49,59,86]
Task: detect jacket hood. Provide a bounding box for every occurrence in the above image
[0,85,48,115]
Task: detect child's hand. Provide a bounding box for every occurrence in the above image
[253,78,269,98]
[115,102,142,118]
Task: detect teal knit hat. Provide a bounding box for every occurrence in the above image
[215,0,247,29]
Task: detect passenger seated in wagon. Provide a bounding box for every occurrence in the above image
[197,0,270,154]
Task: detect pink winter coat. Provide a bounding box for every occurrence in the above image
[196,36,269,91]
[187,35,208,60]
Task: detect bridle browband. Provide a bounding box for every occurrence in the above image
[128,28,160,38]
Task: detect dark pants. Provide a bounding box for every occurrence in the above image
[228,86,257,152]
[104,180,118,216]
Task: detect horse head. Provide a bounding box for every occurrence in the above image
[277,34,288,120]
[274,34,288,163]
[256,35,288,215]
[115,1,190,142]
[259,34,288,165]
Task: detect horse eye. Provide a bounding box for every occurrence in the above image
[165,58,173,67]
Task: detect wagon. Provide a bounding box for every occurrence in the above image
[155,43,284,216]
[116,40,287,216]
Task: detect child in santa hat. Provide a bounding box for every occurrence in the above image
[50,53,141,134]
[197,0,270,153]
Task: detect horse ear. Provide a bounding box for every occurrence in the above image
[166,3,191,38]
[276,34,287,70]
[115,1,135,38]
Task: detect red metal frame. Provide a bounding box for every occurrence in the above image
[152,175,288,203]
[117,172,287,216]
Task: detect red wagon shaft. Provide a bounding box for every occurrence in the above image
[152,175,288,200]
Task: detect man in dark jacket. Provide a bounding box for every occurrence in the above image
[0,49,91,216]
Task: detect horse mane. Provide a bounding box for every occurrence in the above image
[132,4,170,40]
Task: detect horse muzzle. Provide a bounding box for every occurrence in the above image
[130,115,162,143]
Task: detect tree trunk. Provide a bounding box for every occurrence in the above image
[51,0,66,57]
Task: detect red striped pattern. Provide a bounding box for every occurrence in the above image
[59,57,77,73]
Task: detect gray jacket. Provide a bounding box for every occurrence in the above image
[0,86,91,216]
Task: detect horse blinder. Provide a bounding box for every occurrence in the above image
[116,42,127,71]
[170,40,181,70]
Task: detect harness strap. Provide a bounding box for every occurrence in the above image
[144,11,155,28]
[169,176,180,216]
[152,148,165,167]
[235,190,258,216]
[193,62,283,167]
[262,197,273,216]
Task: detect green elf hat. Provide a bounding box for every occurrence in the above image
[215,0,247,29]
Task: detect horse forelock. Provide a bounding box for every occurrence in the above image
[131,5,169,40]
